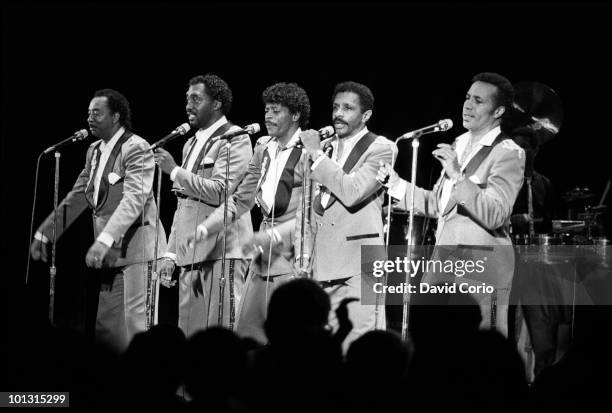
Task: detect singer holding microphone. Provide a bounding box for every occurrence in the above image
[30,89,167,353]
[298,81,395,352]
[378,72,525,336]
[153,74,253,335]
[184,82,314,344]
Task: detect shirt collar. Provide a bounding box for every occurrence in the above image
[283,128,302,150]
[196,115,228,139]
[100,126,125,150]
[335,126,369,146]
[454,125,501,149]
[470,125,501,147]
[268,128,302,152]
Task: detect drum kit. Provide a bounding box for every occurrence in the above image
[506,81,610,250]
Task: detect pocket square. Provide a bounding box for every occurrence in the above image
[202,157,215,167]
[468,175,482,185]
[108,172,122,185]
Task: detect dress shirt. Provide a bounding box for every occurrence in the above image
[259,128,301,212]
[170,116,228,181]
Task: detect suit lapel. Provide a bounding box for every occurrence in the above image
[95,130,133,211]
[180,137,197,168]
[323,132,377,210]
[255,147,272,215]
[190,122,233,174]
[268,146,301,218]
[440,132,507,217]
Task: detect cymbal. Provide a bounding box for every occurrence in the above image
[507,81,564,145]
[552,220,586,233]
[563,186,594,202]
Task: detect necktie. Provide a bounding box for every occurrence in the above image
[86,146,102,205]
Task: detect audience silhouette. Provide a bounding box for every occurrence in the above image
[10,280,610,412]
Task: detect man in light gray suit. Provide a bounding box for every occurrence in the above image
[154,74,253,336]
[379,72,526,336]
[299,81,395,352]
[30,89,167,353]
[185,82,314,344]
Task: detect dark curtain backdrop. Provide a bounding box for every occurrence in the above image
[2,1,610,331]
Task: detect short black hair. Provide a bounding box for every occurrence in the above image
[93,88,132,130]
[332,81,374,113]
[189,74,233,115]
[262,82,311,129]
[471,72,514,113]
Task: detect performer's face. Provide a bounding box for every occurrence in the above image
[264,103,297,140]
[332,92,370,139]
[87,96,119,141]
[186,83,217,129]
[462,81,504,134]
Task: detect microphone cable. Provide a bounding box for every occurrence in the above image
[25,152,45,285]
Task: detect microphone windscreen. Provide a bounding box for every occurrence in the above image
[319,126,335,138]
[177,123,191,135]
[439,119,453,131]
[247,123,261,134]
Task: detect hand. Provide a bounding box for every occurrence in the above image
[153,148,178,175]
[179,226,208,257]
[30,239,49,263]
[241,230,276,258]
[159,258,177,288]
[334,297,358,342]
[85,241,111,269]
[299,129,321,158]
[376,161,392,187]
[432,143,461,180]
[293,254,312,278]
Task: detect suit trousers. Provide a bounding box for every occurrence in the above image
[96,261,152,353]
[178,259,249,337]
[324,275,386,354]
[235,270,296,344]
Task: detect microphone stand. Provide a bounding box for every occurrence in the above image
[217,139,236,329]
[401,136,421,342]
[375,150,397,330]
[145,163,163,329]
[49,151,61,325]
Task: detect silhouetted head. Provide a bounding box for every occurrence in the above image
[264,278,331,344]
[347,329,412,380]
[184,327,247,402]
[124,324,186,395]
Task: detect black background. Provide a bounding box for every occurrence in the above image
[2,1,610,331]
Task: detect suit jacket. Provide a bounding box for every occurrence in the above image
[297,132,395,281]
[167,123,253,266]
[203,135,312,276]
[392,131,525,289]
[38,130,167,267]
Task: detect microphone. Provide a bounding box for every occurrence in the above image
[296,126,335,149]
[398,119,453,140]
[212,123,261,142]
[150,123,191,150]
[318,126,335,138]
[43,129,89,154]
